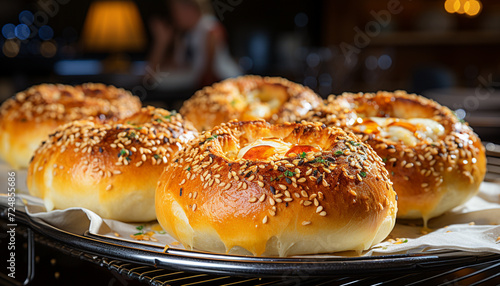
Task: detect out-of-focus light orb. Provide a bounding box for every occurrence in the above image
[19,10,34,25]
[365,55,378,71]
[15,24,30,40]
[456,0,466,14]
[444,0,456,13]
[465,0,482,16]
[40,40,57,58]
[2,39,20,57]
[39,25,54,41]
[2,24,16,39]
[294,13,308,28]
[306,52,320,68]
[378,54,392,70]
[454,108,466,120]
[238,56,253,71]
[304,76,317,89]
[445,0,482,16]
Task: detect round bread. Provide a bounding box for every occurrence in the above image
[301,91,486,222]
[0,83,141,169]
[155,120,397,256]
[27,106,197,222]
[179,75,323,131]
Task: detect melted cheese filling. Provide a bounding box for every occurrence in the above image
[357,117,445,146]
[237,138,292,160]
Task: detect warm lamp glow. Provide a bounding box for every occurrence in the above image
[81,0,146,52]
[444,0,482,17]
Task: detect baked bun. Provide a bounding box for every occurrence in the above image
[156,120,397,256]
[179,75,323,131]
[0,83,141,169]
[301,91,486,222]
[27,107,197,222]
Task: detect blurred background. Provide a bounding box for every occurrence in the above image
[0,0,499,142]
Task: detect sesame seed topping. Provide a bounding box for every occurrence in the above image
[269,197,276,206]
[302,221,311,226]
[259,194,266,202]
[262,216,268,224]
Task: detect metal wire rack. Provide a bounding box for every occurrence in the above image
[1,142,500,285]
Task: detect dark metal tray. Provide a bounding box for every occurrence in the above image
[2,206,500,280]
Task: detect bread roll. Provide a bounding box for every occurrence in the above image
[0,83,141,169]
[301,91,486,222]
[28,107,197,222]
[156,120,397,256]
[179,75,323,131]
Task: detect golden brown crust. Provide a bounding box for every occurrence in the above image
[0,83,142,169]
[179,75,323,131]
[300,90,486,221]
[156,120,397,256]
[27,106,198,222]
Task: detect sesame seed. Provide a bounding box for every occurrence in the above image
[224,183,231,190]
[278,184,287,190]
[106,184,113,191]
[180,179,186,185]
[258,181,264,187]
[302,221,311,226]
[405,163,414,168]
[314,198,319,206]
[248,174,255,181]
[262,216,268,224]
[259,194,266,202]
[301,190,308,198]
[269,197,276,206]
[249,197,257,203]
[421,183,429,188]
[297,178,306,183]
[303,200,312,206]
[294,192,300,198]
[316,206,323,213]
[319,211,327,216]
[192,204,197,211]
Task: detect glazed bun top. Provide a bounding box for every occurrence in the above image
[301,90,486,220]
[179,75,323,131]
[0,83,141,123]
[156,120,397,256]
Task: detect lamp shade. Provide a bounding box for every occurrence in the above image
[81,0,146,52]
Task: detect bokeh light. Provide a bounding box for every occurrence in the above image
[294,13,309,28]
[2,39,20,57]
[19,10,34,25]
[444,0,482,17]
[40,40,57,58]
[38,25,54,41]
[2,24,16,39]
[378,55,392,70]
[15,24,30,40]
[365,55,378,70]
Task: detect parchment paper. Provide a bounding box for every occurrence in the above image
[1,161,499,257]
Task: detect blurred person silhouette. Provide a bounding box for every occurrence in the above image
[147,0,241,96]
